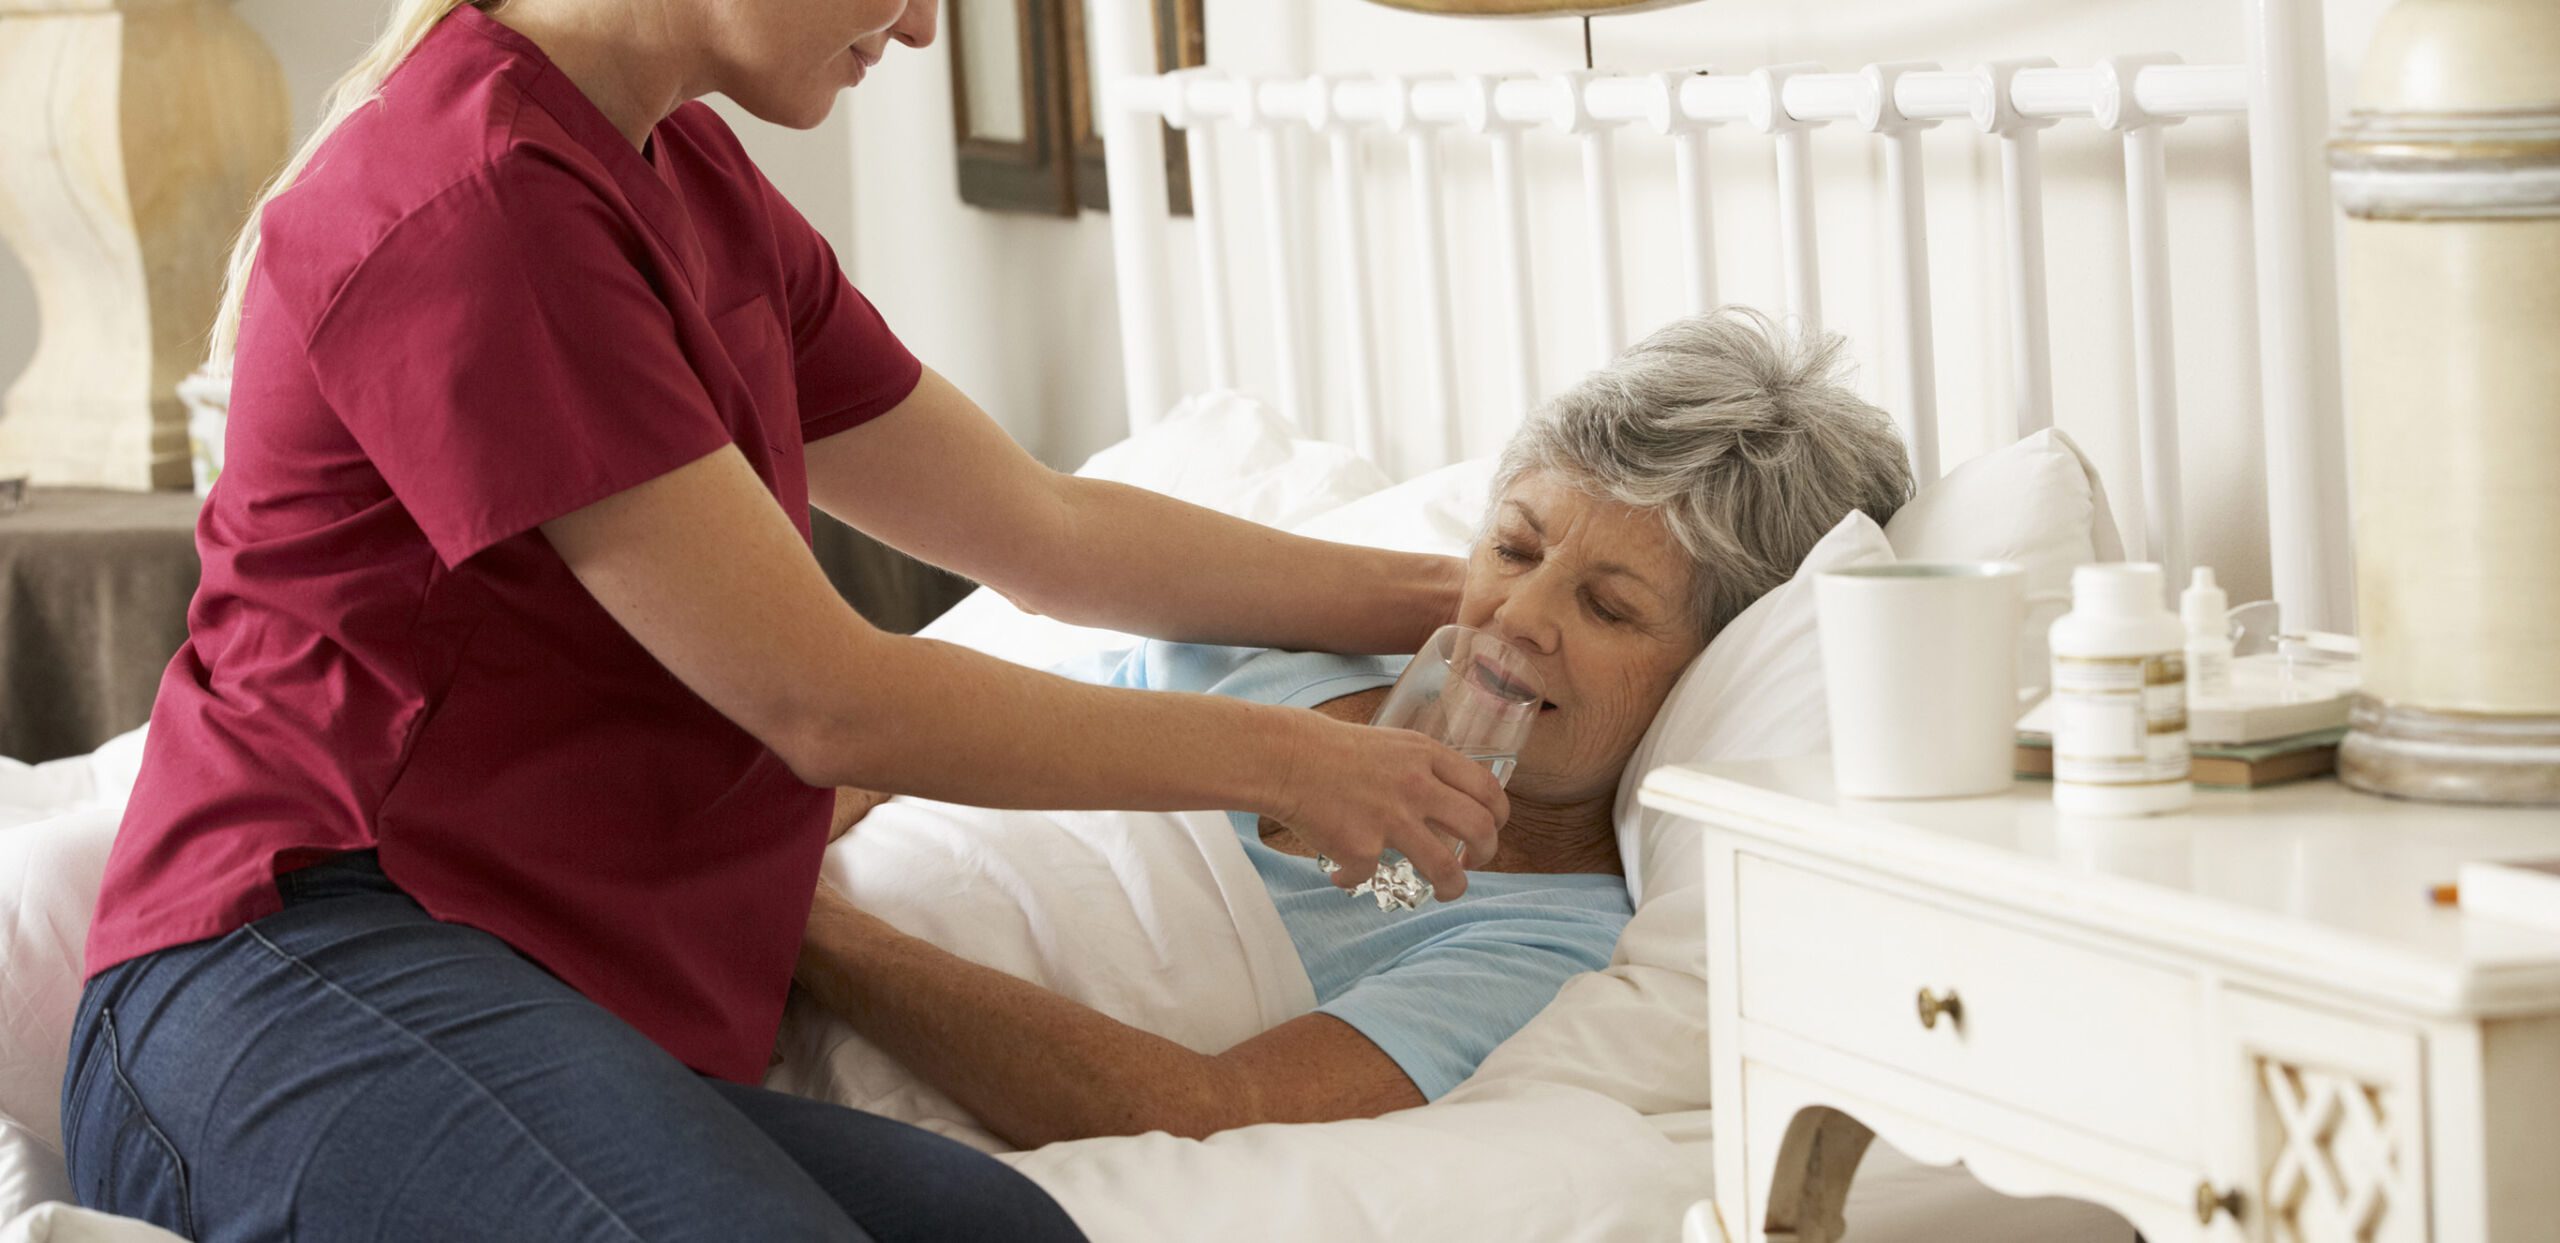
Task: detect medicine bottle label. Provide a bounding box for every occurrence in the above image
[2051,653,2190,785]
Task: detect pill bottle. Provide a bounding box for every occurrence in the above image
[2050,563,2192,816]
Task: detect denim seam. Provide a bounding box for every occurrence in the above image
[98,1006,199,1240]
[240,923,649,1243]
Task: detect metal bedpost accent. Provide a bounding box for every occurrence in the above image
[2099,53,2190,586]
[1976,58,2060,442]
[1161,71,1237,393]
[1462,74,1541,419]
[1236,78,1315,432]
[2244,0,2354,632]
[1550,71,1629,365]
[1649,71,1722,317]
[1859,61,1945,484]
[1381,74,1464,467]
[1093,0,1179,434]
[1751,64,1825,333]
[1309,76,1384,464]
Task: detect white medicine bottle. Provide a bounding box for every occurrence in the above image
[2181,567,2234,701]
[2049,563,2192,816]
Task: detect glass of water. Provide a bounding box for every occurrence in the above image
[1322,625,1545,908]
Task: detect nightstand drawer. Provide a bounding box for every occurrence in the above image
[1734,853,2205,1161]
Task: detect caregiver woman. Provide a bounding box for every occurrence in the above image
[63,0,1508,1239]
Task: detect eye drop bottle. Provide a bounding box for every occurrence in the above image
[2049,563,2192,816]
[2181,567,2235,702]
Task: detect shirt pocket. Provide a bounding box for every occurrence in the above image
[709,295,810,528]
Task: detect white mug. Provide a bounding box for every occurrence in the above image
[1816,561,2055,799]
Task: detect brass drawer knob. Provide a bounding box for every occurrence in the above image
[2194,1181,2243,1225]
[1915,987,1962,1030]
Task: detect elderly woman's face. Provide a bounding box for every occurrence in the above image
[1455,471,1707,805]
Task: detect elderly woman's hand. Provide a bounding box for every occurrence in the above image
[828,786,890,842]
[1265,713,1508,900]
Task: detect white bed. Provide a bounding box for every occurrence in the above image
[5,397,2135,1241]
[2,0,2360,1233]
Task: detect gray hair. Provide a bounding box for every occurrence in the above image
[1490,307,1914,641]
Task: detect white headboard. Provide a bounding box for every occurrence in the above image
[1087,0,2353,634]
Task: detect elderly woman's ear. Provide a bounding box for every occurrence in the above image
[829,787,891,842]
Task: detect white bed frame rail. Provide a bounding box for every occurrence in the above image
[1090,0,2354,634]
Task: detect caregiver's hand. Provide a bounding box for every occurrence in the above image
[1268,716,1507,900]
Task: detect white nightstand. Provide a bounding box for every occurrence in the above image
[1638,758,2560,1243]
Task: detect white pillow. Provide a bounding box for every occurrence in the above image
[1074,390,1391,529]
[0,728,147,833]
[0,808,122,1168]
[1885,426,2124,572]
[918,391,1389,667]
[0,1202,186,1243]
[1287,458,1492,555]
[0,1121,74,1229]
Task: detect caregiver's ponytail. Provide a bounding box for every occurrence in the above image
[206,0,485,367]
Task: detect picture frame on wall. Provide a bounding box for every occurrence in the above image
[949,0,1074,214]
[949,0,1200,216]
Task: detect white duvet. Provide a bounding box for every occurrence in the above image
[765,794,1721,1241]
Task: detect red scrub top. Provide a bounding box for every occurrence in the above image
[84,6,922,1083]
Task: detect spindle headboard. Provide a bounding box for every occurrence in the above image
[1086,0,2354,634]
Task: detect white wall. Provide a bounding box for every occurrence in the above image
[0,0,853,412]
[834,14,1130,458]
[842,0,2401,612]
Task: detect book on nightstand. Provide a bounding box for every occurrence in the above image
[2014,727,2345,789]
[2457,859,2560,937]
[2014,658,2354,789]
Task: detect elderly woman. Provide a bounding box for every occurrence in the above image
[795,308,1914,1149]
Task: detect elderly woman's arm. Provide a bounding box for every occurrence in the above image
[797,884,1424,1148]
[804,368,1461,656]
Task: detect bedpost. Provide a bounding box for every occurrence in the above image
[1859,61,1944,485]
[1095,0,1181,436]
[2243,0,2354,632]
[2100,53,2191,589]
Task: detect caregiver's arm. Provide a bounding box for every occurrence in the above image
[798,884,1424,1148]
[540,445,1503,895]
[803,367,1461,655]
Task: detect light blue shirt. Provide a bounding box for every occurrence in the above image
[1054,641,1634,1100]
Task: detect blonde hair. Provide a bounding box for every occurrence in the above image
[207,0,489,367]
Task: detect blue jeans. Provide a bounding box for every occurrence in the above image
[61,851,1084,1243]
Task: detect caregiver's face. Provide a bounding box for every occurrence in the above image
[708,0,938,129]
[1456,471,1707,806]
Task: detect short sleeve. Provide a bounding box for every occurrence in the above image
[1318,921,1618,1100]
[755,171,923,444]
[305,155,736,569]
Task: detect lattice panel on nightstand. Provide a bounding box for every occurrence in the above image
[2257,1059,2409,1243]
